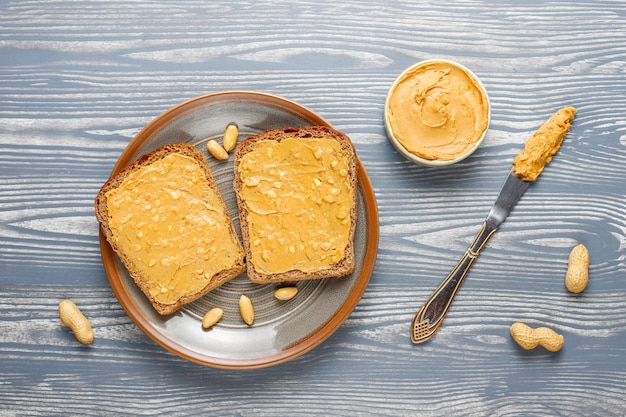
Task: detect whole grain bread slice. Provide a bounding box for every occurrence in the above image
[95,143,245,315]
[233,126,358,283]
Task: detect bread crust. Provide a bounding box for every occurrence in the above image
[95,143,245,315]
[233,126,358,283]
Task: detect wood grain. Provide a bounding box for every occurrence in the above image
[1,0,626,415]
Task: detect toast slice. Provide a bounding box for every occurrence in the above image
[233,126,358,283]
[95,143,245,315]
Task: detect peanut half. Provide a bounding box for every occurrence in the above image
[565,243,589,293]
[222,123,238,152]
[58,300,94,345]
[510,322,564,352]
[202,307,224,329]
[207,139,229,160]
[274,286,298,301]
[239,295,254,326]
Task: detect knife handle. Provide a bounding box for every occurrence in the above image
[411,221,498,344]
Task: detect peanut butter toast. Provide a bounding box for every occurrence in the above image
[95,143,245,315]
[233,126,358,283]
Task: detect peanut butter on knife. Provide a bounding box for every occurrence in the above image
[512,107,576,181]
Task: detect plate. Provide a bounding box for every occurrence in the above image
[99,91,379,369]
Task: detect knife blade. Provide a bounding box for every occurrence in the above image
[410,106,576,344]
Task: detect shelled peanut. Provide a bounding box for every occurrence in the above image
[202,307,224,329]
[207,140,229,160]
[222,123,238,152]
[239,295,254,326]
[274,286,298,301]
[207,123,239,160]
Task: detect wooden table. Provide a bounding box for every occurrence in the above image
[2,1,625,415]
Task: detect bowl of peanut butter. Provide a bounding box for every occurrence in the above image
[384,59,490,166]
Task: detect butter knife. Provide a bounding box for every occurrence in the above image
[410,107,576,344]
[410,172,529,343]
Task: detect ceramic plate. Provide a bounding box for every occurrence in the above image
[99,91,379,369]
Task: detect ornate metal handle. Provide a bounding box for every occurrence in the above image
[411,220,498,344]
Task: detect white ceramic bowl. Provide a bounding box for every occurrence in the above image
[384,59,490,167]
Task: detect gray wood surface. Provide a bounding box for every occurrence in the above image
[1,0,625,415]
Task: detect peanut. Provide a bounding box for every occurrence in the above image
[201,307,224,329]
[274,286,298,301]
[58,300,94,345]
[239,295,254,326]
[565,243,589,293]
[207,139,229,160]
[510,322,564,352]
[222,123,238,152]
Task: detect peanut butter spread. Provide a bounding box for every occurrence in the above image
[105,153,242,305]
[512,107,576,181]
[237,137,354,274]
[387,61,489,161]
